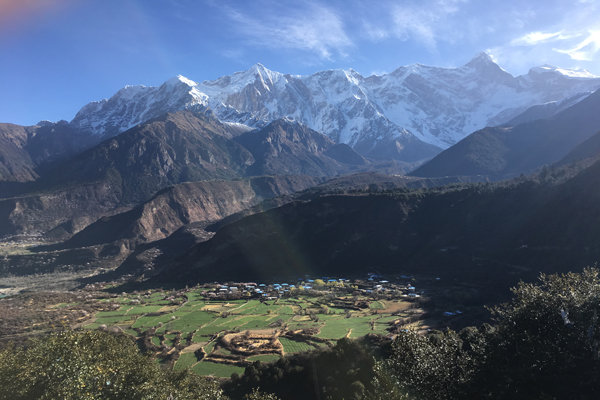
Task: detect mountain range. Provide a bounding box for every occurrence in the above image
[0,111,375,241]
[409,88,600,179]
[150,159,600,289]
[60,53,600,161]
[2,53,600,188]
[4,53,600,296]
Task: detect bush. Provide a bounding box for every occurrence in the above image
[0,329,226,400]
[367,267,600,400]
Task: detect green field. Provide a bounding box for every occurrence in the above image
[204,340,217,355]
[369,301,385,310]
[80,288,410,377]
[174,353,199,370]
[192,361,245,378]
[279,337,316,353]
[247,354,281,362]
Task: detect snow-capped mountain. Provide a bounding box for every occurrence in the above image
[71,53,600,162]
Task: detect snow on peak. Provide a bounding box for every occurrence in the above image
[116,85,146,100]
[463,51,496,68]
[529,64,598,79]
[250,63,267,73]
[164,75,197,87]
[474,51,493,60]
[69,55,600,154]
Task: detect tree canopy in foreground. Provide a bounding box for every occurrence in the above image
[367,267,600,400]
[0,328,228,400]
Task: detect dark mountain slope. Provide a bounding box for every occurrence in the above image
[0,123,37,182]
[505,91,593,126]
[0,121,92,184]
[556,130,600,165]
[233,118,369,177]
[410,89,600,179]
[0,112,377,241]
[54,175,322,249]
[207,172,476,233]
[0,178,126,240]
[41,110,254,206]
[152,161,599,286]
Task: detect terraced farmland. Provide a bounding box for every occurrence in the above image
[76,287,423,378]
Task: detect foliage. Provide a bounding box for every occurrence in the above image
[474,267,600,399]
[224,337,389,400]
[368,329,481,400]
[367,268,600,400]
[243,388,281,400]
[0,329,227,400]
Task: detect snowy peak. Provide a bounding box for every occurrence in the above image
[465,51,495,66]
[68,52,600,163]
[114,84,147,100]
[71,75,208,138]
[461,51,509,79]
[164,75,197,88]
[529,64,598,79]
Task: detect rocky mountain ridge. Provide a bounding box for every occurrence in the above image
[71,53,600,162]
[0,111,370,240]
[410,88,600,179]
[151,159,600,285]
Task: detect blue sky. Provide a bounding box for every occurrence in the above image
[2,0,600,126]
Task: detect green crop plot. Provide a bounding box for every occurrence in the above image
[378,316,401,323]
[174,353,199,370]
[279,337,315,353]
[286,321,321,331]
[164,333,178,347]
[194,325,225,338]
[192,361,245,378]
[348,324,387,338]
[249,303,282,315]
[126,306,165,314]
[315,315,374,339]
[93,316,135,325]
[204,339,218,354]
[216,347,231,356]
[94,308,132,317]
[369,301,385,310]
[275,306,295,315]
[247,354,280,362]
[185,291,206,302]
[167,311,216,333]
[131,314,174,329]
[125,329,139,337]
[236,300,261,314]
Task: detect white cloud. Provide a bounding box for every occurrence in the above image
[390,6,438,49]
[554,30,600,61]
[359,0,469,51]
[511,31,564,46]
[223,2,352,60]
[487,0,600,75]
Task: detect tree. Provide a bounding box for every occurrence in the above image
[0,329,227,400]
[471,267,600,399]
[368,329,479,400]
[367,268,600,400]
[243,388,281,400]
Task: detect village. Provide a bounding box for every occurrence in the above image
[203,273,425,302]
[0,269,476,379]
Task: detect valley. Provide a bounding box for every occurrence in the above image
[2,53,600,399]
[0,271,483,379]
